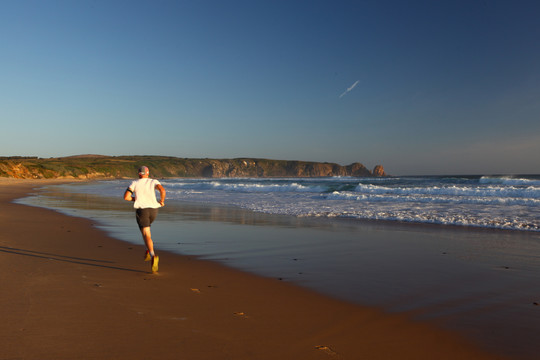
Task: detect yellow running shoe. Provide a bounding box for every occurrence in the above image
[151,255,159,273]
[144,250,151,262]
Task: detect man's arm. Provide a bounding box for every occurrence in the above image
[124,188,135,202]
[156,184,166,206]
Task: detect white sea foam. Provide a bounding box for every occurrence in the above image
[325,191,540,206]
[164,180,327,193]
[352,184,540,199]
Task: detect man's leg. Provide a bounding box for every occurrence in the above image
[141,226,159,272]
[136,209,159,272]
[140,226,154,255]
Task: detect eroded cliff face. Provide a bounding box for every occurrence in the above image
[201,160,377,178]
[0,156,387,179]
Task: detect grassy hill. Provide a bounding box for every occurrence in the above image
[0,155,385,179]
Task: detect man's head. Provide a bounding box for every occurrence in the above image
[138,166,149,178]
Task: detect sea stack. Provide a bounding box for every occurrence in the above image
[372,165,387,177]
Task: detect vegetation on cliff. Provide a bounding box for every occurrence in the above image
[0,155,386,179]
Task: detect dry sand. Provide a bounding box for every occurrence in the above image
[0,179,504,359]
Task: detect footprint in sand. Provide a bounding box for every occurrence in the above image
[233,312,249,319]
[315,345,340,358]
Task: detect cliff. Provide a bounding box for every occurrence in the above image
[0,155,387,179]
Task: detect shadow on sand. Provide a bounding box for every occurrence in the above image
[0,245,146,273]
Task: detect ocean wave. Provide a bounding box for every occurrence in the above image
[479,176,540,186]
[160,178,540,199]
[325,191,540,206]
[163,180,327,193]
[353,184,540,199]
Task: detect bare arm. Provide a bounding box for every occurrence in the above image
[124,188,135,202]
[156,184,166,206]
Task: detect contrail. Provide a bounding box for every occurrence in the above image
[339,80,359,98]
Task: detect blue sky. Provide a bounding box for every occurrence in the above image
[1,0,539,175]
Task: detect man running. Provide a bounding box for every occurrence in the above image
[123,166,166,273]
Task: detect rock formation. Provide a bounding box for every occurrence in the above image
[372,165,386,177]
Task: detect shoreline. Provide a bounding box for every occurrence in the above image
[0,179,505,359]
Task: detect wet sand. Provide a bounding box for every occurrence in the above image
[1,179,505,359]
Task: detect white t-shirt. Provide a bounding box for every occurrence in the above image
[128,178,162,209]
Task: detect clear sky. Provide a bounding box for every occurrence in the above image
[1,0,539,175]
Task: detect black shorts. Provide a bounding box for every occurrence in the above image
[136,208,158,228]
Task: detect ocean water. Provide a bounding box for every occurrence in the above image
[55,174,540,232]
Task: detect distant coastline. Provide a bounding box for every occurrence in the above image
[0,155,386,179]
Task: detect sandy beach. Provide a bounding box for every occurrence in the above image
[0,179,505,359]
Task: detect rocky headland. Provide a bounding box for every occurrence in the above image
[0,155,387,179]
